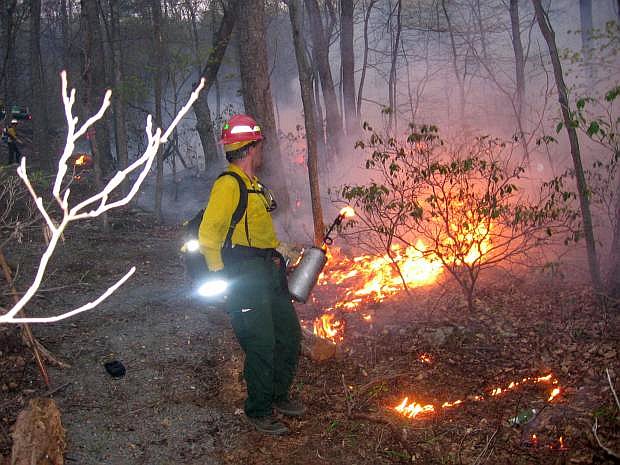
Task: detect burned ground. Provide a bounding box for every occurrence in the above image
[1,208,619,465]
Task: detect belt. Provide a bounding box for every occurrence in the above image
[222,245,276,262]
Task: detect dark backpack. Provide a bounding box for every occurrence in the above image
[182,171,248,281]
[1,129,8,144]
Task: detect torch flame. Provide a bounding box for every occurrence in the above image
[339,206,355,218]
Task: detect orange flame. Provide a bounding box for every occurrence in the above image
[313,313,345,342]
[392,373,563,420]
[548,387,561,402]
[74,153,91,166]
[393,397,435,418]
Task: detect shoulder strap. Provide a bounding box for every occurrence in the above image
[218,171,248,248]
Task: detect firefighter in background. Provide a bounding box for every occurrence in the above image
[198,114,304,435]
[4,119,22,164]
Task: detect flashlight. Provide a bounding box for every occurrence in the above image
[197,278,228,298]
[184,239,200,252]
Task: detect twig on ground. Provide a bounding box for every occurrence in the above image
[350,413,412,458]
[591,368,620,459]
[43,382,72,397]
[342,374,353,416]
[606,368,619,411]
[472,428,498,465]
[592,417,620,459]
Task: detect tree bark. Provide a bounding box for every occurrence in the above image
[441,0,466,125]
[109,0,129,195]
[509,0,525,120]
[340,0,356,136]
[237,0,289,211]
[30,0,50,169]
[287,0,325,245]
[191,0,239,171]
[387,0,402,133]
[532,0,602,291]
[357,0,377,116]
[305,0,342,149]
[608,175,620,298]
[151,0,164,222]
[0,0,19,117]
[81,0,109,231]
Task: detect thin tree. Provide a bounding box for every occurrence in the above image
[340,0,356,136]
[532,0,602,291]
[30,0,50,169]
[109,0,130,195]
[237,0,289,210]
[191,0,239,171]
[305,0,343,149]
[151,0,164,222]
[287,0,325,245]
[357,0,377,116]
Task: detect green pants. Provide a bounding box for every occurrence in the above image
[224,255,301,418]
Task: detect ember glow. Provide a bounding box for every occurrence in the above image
[419,353,433,364]
[392,373,562,420]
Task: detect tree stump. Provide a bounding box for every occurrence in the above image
[10,398,65,465]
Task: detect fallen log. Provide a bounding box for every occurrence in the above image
[10,398,65,465]
[301,327,336,362]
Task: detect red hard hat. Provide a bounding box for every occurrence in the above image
[220,114,263,152]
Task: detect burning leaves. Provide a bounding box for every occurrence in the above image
[391,372,562,421]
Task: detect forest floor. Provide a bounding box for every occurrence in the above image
[1,205,619,465]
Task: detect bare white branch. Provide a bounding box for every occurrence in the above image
[0,74,205,324]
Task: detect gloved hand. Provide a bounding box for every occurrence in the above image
[276,242,304,267]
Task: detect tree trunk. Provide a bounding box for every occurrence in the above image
[441,0,466,125]
[1,0,19,117]
[81,0,113,176]
[151,0,164,222]
[579,0,593,52]
[110,0,129,195]
[532,0,602,291]
[287,0,325,245]
[357,0,377,116]
[237,0,289,211]
[579,0,593,81]
[509,0,525,120]
[608,176,620,299]
[305,0,342,149]
[191,0,239,171]
[60,0,70,69]
[81,0,109,231]
[340,0,356,136]
[30,0,50,169]
[387,0,402,133]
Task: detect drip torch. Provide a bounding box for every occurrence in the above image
[288,206,355,302]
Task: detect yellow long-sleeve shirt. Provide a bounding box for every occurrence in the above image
[198,163,279,271]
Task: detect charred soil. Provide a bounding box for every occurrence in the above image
[1,207,619,465]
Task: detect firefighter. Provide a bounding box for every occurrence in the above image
[4,119,22,165]
[198,114,304,435]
